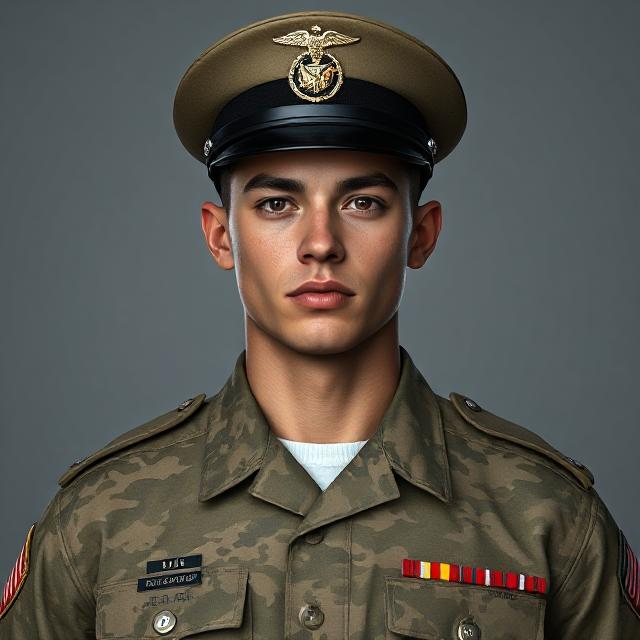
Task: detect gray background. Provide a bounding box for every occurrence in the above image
[1,0,638,580]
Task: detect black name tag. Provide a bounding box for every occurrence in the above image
[137,570,202,592]
[146,554,202,574]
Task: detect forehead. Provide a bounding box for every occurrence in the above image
[229,149,413,186]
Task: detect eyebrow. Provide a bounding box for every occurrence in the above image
[242,172,398,195]
[336,172,398,194]
[243,174,304,193]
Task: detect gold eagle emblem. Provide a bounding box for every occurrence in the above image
[273,25,360,101]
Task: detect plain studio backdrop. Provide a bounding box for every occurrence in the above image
[1,1,638,580]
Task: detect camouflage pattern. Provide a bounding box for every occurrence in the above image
[1,345,638,638]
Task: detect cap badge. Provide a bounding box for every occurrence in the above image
[273,25,360,102]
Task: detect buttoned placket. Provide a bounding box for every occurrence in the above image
[247,430,402,637]
[198,345,452,639]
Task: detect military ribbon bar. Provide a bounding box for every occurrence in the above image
[401,558,548,594]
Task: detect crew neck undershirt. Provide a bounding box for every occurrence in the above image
[277,437,368,491]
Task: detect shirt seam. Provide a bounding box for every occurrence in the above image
[443,427,588,490]
[549,489,598,599]
[54,489,95,609]
[345,520,352,639]
[63,427,208,486]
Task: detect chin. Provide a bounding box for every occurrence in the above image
[280,331,362,357]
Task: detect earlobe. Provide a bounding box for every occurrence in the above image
[200,201,234,270]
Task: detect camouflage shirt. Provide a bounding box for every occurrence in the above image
[1,345,638,639]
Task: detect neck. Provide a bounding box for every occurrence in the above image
[243,316,402,443]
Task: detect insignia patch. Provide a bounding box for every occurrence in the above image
[618,529,640,618]
[402,558,548,594]
[273,25,360,102]
[137,570,202,592]
[0,523,36,620]
[147,554,202,574]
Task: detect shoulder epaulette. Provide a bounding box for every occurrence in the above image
[58,394,207,487]
[449,392,594,490]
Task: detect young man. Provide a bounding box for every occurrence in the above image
[1,10,638,639]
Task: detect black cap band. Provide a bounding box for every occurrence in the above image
[204,78,436,195]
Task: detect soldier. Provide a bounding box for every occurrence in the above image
[1,10,638,639]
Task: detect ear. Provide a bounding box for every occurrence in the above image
[407,200,442,269]
[201,201,234,270]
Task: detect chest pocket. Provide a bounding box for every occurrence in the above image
[96,565,251,639]
[385,577,546,640]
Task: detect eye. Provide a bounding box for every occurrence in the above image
[257,198,295,214]
[344,196,383,212]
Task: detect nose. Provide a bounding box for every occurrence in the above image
[297,203,345,264]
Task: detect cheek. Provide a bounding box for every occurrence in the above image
[351,224,408,305]
[231,224,287,304]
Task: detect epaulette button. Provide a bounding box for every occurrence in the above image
[176,398,194,412]
[463,397,482,412]
[565,455,586,470]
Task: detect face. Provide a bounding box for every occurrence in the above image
[201,149,441,356]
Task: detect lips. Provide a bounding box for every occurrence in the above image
[287,279,355,296]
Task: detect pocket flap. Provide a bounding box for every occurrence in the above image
[385,577,545,639]
[97,565,249,639]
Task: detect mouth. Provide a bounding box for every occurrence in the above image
[287,279,355,297]
[287,290,354,310]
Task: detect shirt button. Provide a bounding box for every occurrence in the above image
[153,610,177,635]
[457,618,481,640]
[304,529,324,544]
[298,604,325,630]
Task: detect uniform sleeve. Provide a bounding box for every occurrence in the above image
[0,490,96,639]
[546,487,640,638]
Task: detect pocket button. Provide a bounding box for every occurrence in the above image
[153,610,177,635]
[457,618,481,640]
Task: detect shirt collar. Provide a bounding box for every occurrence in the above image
[199,345,452,517]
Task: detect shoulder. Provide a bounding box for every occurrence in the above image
[438,390,594,491]
[57,393,209,488]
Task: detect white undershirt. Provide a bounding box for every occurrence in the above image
[277,437,368,491]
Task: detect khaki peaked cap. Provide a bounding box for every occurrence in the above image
[173,11,467,168]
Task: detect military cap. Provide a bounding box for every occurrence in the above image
[173,10,467,193]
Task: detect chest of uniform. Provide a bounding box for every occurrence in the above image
[93,486,548,639]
